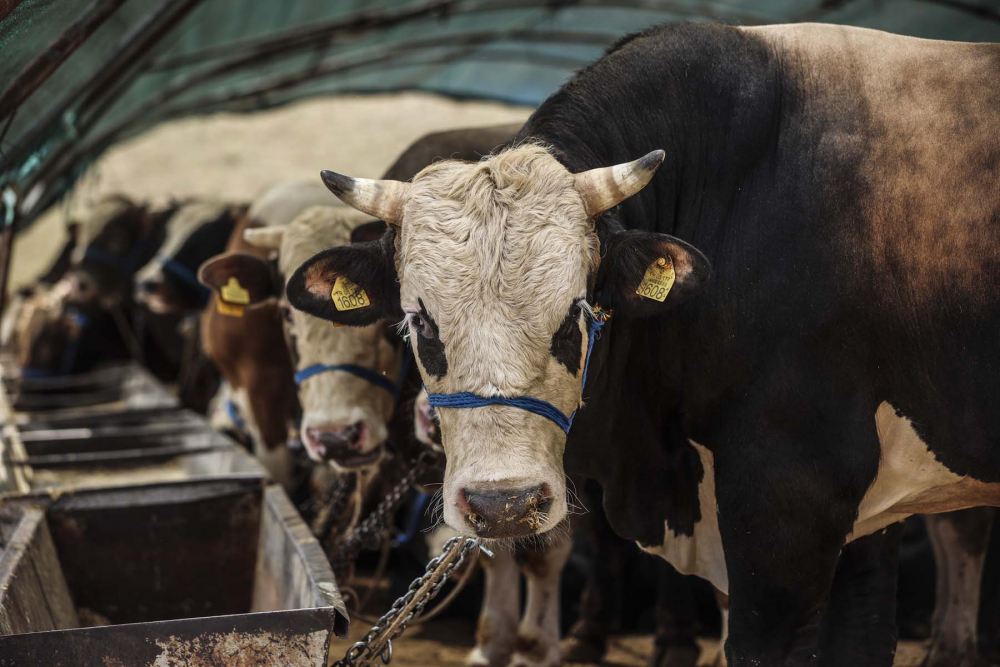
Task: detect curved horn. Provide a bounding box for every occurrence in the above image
[320,171,409,225]
[573,150,665,217]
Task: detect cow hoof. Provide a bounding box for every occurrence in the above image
[922,646,978,667]
[508,652,559,667]
[466,646,511,667]
[560,634,607,663]
[648,643,700,667]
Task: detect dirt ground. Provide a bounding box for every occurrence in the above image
[10,92,530,290]
[338,618,930,666]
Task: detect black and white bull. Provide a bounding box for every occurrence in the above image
[288,23,1000,667]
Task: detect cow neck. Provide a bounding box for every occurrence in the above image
[294,346,412,405]
[425,306,610,435]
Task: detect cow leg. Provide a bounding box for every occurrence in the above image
[924,509,994,667]
[510,535,574,667]
[716,441,870,664]
[819,523,903,667]
[977,509,1000,665]
[467,549,521,667]
[649,562,701,667]
[562,480,622,664]
[711,591,729,667]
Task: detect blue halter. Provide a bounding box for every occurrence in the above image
[159,256,211,306]
[294,348,412,403]
[83,231,158,278]
[426,308,608,435]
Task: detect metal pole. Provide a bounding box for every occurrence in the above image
[0,0,130,122]
[0,189,20,315]
[0,0,26,23]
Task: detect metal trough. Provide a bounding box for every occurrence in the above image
[3,363,177,420]
[0,478,348,666]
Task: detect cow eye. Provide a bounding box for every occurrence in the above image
[408,313,434,339]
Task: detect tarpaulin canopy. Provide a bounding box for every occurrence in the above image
[1,0,999,234]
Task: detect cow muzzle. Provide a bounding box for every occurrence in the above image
[303,421,381,468]
[459,484,553,539]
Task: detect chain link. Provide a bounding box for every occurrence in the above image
[334,535,482,667]
[331,451,434,574]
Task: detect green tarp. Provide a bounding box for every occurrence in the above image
[1,0,999,229]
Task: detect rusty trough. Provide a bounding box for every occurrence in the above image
[0,359,350,666]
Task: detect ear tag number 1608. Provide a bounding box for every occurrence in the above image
[636,256,675,302]
[331,276,371,311]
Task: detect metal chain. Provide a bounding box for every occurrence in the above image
[331,451,434,573]
[334,535,484,667]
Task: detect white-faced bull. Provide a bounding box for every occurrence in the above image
[288,145,708,541]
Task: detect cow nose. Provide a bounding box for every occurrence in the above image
[138,279,160,295]
[461,485,552,538]
[306,423,363,451]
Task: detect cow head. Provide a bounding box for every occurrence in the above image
[288,145,710,539]
[200,206,405,472]
[135,201,242,316]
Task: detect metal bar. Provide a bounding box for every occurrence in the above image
[0,199,18,315]
[18,29,600,208]
[0,0,25,23]
[0,0,130,123]
[0,0,204,176]
[149,0,461,71]
[150,0,770,72]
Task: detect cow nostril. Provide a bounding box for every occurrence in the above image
[305,422,365,450]
[139,280,160,295]
[462,484,551,538]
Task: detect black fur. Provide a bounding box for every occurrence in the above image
[415,298,447,380]
[162,206,241,308]
[550,303,583,375]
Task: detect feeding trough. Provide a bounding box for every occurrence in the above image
[3,363,177,419]
[0,477,348,666]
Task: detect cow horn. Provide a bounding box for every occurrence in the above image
[573,150,665,217]
[320,171,409,225]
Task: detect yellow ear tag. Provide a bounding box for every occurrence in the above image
[221,277,250,305]
[216,300,244,318]
[636,256,675,302]
[331,276,371,311]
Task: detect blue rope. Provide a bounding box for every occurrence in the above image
[160,257,211,305]
[426,313,606,435]
[392,491,432,547]
[226,398,248,431]
[294,346,412,402]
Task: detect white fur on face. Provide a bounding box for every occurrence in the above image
[276,206,403,470]
[396,145,600,536]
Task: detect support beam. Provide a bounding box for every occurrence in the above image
[0,0,129,123]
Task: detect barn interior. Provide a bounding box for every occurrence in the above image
[2,2,1000,666]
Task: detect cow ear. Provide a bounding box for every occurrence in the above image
[350,219,386,243]
[596,230,710,317]
[286,238,398,327]
[198,252,278,305]
[243,226,286,251]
